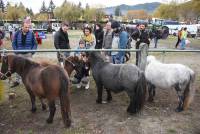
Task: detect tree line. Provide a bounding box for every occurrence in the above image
[153,0,200,22]
[0,1,105,23]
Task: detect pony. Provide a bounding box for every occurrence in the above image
[0,54,72,127]
[88,52,146,114]
[39,55,83,77]
[145,55,195,112]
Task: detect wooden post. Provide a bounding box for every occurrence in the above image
[138,43,148,71]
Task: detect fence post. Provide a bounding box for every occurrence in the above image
[138,43,148,71]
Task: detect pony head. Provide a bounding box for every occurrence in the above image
[147,55,156,65]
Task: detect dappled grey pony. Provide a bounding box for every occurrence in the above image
[145,55,195,112]
[88,52,146,114]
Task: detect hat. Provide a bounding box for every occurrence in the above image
[111,21,120,29]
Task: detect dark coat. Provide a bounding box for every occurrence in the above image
[94,29,104,49]
[131,29,153,45]
[54,28,70,49]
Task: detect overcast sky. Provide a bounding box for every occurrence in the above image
[8,0,186,13]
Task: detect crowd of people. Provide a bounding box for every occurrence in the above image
[0,18,190,89]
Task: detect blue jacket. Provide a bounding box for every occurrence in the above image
[118,31,128,58]
[12,30,37,54]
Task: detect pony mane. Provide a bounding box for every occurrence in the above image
[147,55,157,64]
[90,52,105,63]
[13,55,40,68]
[39,60,53,67]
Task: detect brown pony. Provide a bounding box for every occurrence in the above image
[0,54,72,127]
[39,55,83,77]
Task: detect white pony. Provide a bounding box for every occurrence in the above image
[145,55,195,112]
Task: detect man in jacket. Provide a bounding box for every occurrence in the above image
[131,23,153,66]
[54,21,71,66]
[111,21,129,64]
[11,21,38,87]
[102,21,113,62]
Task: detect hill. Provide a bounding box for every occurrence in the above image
[103,2,161,15]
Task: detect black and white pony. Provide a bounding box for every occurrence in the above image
[145,55,195,112]
[88,52,146,114]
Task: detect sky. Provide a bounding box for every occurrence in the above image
[8,0,186,13]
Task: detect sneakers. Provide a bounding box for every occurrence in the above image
[85,81,90,90]
[76,83,81,89]
[71,77,81,84]
[10,81,20,88]
[82,77,90,90]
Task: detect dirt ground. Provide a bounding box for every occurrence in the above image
[0,33,200,134]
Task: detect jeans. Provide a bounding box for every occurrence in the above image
[154,37,158,48]
[181,39,186,49]
[112,54,124,64]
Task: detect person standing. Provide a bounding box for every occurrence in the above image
[0,27,5,49]
[131,23,153,66]
[8,24,13,42]
[152,25,160,48]
[11,21,38,87]
[54,21,71,66]
[111,21,129,64]
[175,27,183,48]
[102,21,113,62]
[180,27,187,50]
[94,23,104,49]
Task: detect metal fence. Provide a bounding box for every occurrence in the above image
[1,49,200,53]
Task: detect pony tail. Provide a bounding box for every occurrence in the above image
[59,70,71,127]
[134,71,147,113]
[183,72,195,110]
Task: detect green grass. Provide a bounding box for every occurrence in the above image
[167,129,177,134]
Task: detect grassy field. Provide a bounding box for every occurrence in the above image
[0,30,200,134]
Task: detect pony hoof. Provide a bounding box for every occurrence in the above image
[107,97,112,102]
[148,98,154,102]
[64,120,71,128]
[31,108,37,113]
[46,118,53,124]
[96,99,102,104]
[42,105,47,111]
[127,108,137,114]
[175,107,183,112]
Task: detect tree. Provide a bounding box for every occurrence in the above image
[6,3,27,21]
[78,2,81,8]
[54,1,81,22]
[86,3,89,9]
[26,8,34,17]
[0,0,5,12]
[153,2,179,20]
[40,1,47,13]
[192,0,200,20]
[115,6,121,16]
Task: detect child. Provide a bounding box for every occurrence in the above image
[72,40,90,89]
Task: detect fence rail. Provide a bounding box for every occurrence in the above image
[0,49,200,53]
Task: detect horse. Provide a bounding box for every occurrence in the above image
[0,54,72,127]
[39,55,83,77]
[145,55,195,112]
[88,52,146,114]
